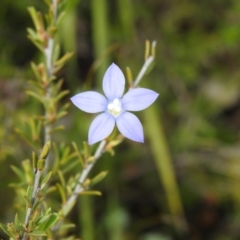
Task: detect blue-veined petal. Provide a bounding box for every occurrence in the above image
[122,88,159,111]
[116,112,144,142]
[88,113,115,144]
[70,91,107,113]
[102,63,125,100]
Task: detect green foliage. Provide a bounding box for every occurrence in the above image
[1,2,138,238]
[2,0,240,239]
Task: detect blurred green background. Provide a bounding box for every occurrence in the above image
[1,0,240,239]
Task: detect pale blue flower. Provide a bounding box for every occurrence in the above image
[71,63,159,145]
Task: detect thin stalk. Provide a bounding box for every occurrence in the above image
[21,170,42,240]
[44,37,54,144]
[133,55,154,88]
[79,196,94,240]
[44,33,54,144]
[21,1,58,239]
[24,171,41,226]
[53,0,58,22]
[91,0,109,87]
[43,0,57,166]
[52,140,106,236]
[143,106,188,232]
[62,140,106,215]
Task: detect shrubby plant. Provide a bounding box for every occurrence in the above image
[0,0,158,239]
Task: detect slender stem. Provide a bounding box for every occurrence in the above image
[24,171,41,227]
[53,0,58,22]
[62,140,106,216]
[21,170,42,240]
[52,141,106,236]
[32,170,42,202]
[44,2,57,168]
[133,55,154,88]
[44,37,54,145]
[21,2,57,239]
[24,208,31,227]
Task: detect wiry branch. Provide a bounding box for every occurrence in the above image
[21,1,58,239]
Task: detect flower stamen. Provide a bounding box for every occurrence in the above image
[107,98,122,117]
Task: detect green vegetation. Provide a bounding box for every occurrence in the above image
[1,0,240,239]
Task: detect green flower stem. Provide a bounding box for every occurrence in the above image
[132,40,156,88]
[91,0,109,87]
[22,170,42,240]
[53,0,58,22]
[22,1,58,239]
[61,140,106,217]
[143,103,188,232]
[24,170,41,227]
[32,170,42,203]
[44,37,54,145]
[43,0,57,166]
[44,38,54,80]
[52,140,106,237]
[133,55,154,88]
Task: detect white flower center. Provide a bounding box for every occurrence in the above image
[107,98,123,117]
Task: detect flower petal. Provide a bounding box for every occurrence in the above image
[88,113,115,144]
[122,88,159,111]
[102,63,125,100]
[71,91,107,113]
[116,112,144,142]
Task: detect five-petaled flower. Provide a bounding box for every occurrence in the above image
[70,63,159,145]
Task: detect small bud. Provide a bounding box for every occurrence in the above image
[145,39,150,61]
[79,191,102,196]
[37,159,45,171]
[105,134,124,152]
[83,178,91,188]
[151,40,157,59]
[7,223,17,237]
[28,220,34,232]
[48,26,57,38]
[83,141,90,160]
[126,67,133,88]
[31,209,39,222]
[90,171,108,187]
[32,151,37,173]
[39,140,51,160]
[86,156,95,163]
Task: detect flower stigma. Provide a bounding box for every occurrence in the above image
[107,98,123,117]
